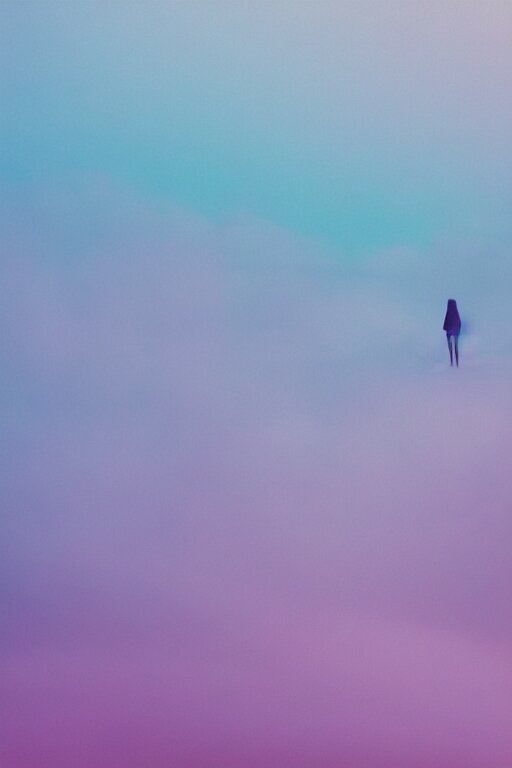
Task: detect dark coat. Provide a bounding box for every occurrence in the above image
[443,299,461,334]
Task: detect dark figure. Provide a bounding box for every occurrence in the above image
[443,299,461,367]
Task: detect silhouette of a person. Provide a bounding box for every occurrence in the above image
[443,299,461,367]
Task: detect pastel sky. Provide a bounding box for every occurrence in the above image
[2,3,512,767]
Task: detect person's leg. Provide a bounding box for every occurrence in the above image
[454,335,459,367]
[447,334,453,365]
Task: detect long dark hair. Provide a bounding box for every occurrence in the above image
[443,299,461,333]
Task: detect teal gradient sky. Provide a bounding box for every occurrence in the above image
[2,3,512,767]
[3,1,512,250]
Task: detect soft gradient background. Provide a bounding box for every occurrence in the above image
[2,2,512,767]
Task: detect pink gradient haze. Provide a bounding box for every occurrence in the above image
[3,1,512,764]
[2,182,512,767]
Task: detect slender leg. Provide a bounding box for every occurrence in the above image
[454,336,459,367]
[447,335,453,366]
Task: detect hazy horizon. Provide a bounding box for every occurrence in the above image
[2,3,512,766]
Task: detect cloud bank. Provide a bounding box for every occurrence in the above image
[2,180,512,767]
